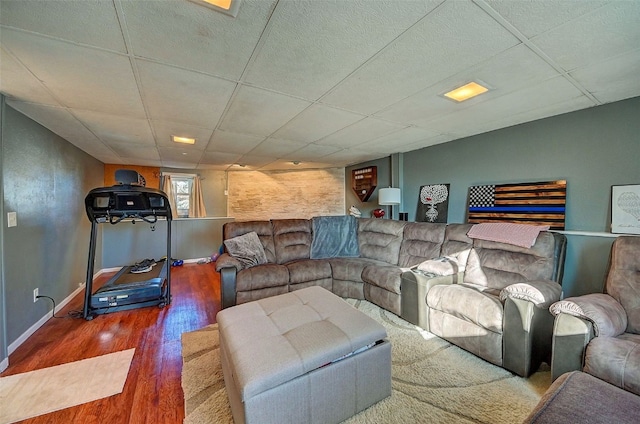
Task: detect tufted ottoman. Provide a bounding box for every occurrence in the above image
[216,286,391,424]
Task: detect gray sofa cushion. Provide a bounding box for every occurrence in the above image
[584,335,640,396]
[235,263,289,293]
[398,222,446,267]
[464,231,557,290]
[427,283,503,334]
[605,236,640,334]
[357,218,406,265]
[287,259,332,285]
[310,215,360,259]
[361,265,403,294]
[272,219,312,264]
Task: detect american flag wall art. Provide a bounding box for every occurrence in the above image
[468,180,567,230]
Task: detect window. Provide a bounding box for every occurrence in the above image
[171,176,194,218]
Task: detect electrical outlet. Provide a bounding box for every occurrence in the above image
[33,288,39,303]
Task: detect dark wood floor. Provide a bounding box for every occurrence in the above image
[1,263,221,424]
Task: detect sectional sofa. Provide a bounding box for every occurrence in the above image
[215,216,567,376]
[216,217,472,313]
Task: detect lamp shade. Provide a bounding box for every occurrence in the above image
[379,187,401,205]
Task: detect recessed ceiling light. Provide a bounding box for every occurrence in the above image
[443,81,490,102]
[292,161,301,165]
[188,0,242,17]
[172,135,196,145]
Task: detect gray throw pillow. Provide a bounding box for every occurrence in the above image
[224,231,268,269]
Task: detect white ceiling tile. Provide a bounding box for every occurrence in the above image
[200,151,243,166]
[571,49,640,104]
[1,28,145,117]
[363,127,441,154]
[248,137,308,157]
[271,104,364,143]
[219,85,311,136]
[206,130,266,154]
[151,120,214,151]
[0,48,60,105]
[531,1,640,71]
[315,117,405,148]
[137,60,236,128]
[320,0,520,115]
[158,147,201,168]
[120,0,275,80]
[74,110,154,146]
[377,44,560,125]
[109,143,160,161]
[259,160,335,171]
[232,155,276,169]
[0,0,126,52]
[425,76,589,134]
[485,0,610,38]
[243,0,442,99]
[1,0,637,170]
[282,143,342,161]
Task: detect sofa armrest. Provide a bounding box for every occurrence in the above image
[400,270,457,331]
[215,253,244,272]
[550,293,627,337]
[500,280,562,309]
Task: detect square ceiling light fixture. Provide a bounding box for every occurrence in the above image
[172,135,196,145]
[188,0,242,17]
[443,81,490,102]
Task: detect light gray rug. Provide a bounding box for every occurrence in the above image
[181,299,550,423]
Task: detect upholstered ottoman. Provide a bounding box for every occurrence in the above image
[216,286,391,424]
[523,371,640,424]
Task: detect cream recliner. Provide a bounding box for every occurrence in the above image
[549,235,640,395]
[415,231,566,377]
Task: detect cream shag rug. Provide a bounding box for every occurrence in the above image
[181,300,551,424]
[0,348,135,424]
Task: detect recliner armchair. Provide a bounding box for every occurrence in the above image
[408,231,566,377]
[549,235,640,395]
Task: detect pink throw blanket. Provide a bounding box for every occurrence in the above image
[467,223,550,248]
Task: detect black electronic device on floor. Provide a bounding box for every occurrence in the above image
[83,175,172,320]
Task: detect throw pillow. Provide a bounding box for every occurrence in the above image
[224,231,268,269]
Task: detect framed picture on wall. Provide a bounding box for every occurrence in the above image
[417,184,450,223]
[611,184,640,234]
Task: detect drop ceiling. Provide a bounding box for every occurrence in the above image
[1,0,639,171]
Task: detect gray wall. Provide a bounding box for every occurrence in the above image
[101,218,234,268]
[1,104,104,346]
[1,96,7,368]
[357,96,639,298]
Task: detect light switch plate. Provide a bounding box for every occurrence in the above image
[7,212,17,227]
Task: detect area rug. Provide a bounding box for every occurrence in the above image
[0,348,135,424]
[181,300,551,423]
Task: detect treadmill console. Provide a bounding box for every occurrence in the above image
[85,185,172,224]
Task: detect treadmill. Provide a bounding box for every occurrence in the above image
[83,183,172,320]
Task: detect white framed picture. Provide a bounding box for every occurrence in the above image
[612,184,640,234]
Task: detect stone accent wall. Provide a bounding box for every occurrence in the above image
[228,168,345,220]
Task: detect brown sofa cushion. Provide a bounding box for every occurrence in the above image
[357,218,406,265]
[272,219,312,264]
[605,236,640,334]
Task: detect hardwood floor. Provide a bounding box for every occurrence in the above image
[1,263,222,424]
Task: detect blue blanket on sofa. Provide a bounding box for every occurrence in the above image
[310,215,360,259]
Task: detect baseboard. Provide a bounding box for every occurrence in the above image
[7,269,104,357]
[6,260,209,359]
[0,357,8,373]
